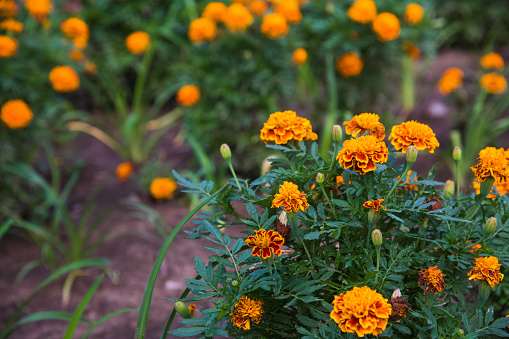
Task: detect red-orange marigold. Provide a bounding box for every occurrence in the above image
[418,265,446,295]
[389,120,439,153]
[272,181,309,213]
[343,113,385,141]
[336,135,388,175]
[260,110,317,145]
[245,229,284,259]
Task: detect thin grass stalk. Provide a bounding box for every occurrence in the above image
[319,52,339,157]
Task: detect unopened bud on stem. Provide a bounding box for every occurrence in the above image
[316,173,324,183]
[453,146,462,161]
[444,180,455,198]
[484,217,497,235]
[332,125,342,143]
[371,229,382,247]
[220,144,231,160]
[175,301,191,319]
[405,145,418,164]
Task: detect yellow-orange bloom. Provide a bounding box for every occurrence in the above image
[404,3,423,25]
[398,170,418,191]
[330,286,391,337]
[176,85,200,107]
[480,52,504,70]
[260,110,317,145]
[116,162,133,182]
[0,0,17,17]
[202,2,227,22]
[372,12,400,42]
[25,0,52,19]
[261,13,289,39]
[292,48,307,66]
[389,120,439,153]
[457,241,482,253]
[61,17,89,49]
[473,179,509,198]
[275,0,301,24]
[272,181,309,213]
[468,256,504,287]
[0,34,16,57]
[471,147,508,183]
[188,17,217,43]
[363,199,386,212]
[230,296,264,330]
[347,0,377,24]
[437,68,463,94]
[418,266,445,295]
[343,113,385,141]
[0,18,22,33]
[245,229,284,259]
[1,99,33,129]
[336,135,388,175]
[49,66,80,92]
[125,31,150,55]
[403,42,420,61]
[69,48,85,62]
[150,177,177,200]
[480,73,507,94]
[335,52,363,77]
[223,4,253,32]
[249,0,267,16]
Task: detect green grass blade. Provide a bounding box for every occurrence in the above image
[63,274,104,339]
[135,184,227,339]
[0,220,13,243]
[4,312,91,337]
[82,308,139,339]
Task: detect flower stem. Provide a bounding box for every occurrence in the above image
[320,183,337,219]
[385,161,412,201]
[374,246,380,284]
[227,159,242,192]
[455,160,461,205]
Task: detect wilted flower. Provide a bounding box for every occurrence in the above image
[249,0,267,16]
[275,0,301,24]
[0,18,22,33]
[336,135,388,175]
[149,177,177,200]
[272,181,309,213]
[292,48,307,66]
[418,265,446,295]
[61,17,89,48]
[125,31,150,54]
[347,0,377,24]
[343,113,385,141]
[423,196,442,211]
[1,99,33,129]
[363,199,386,212]
[335,52,364,77]
[468,256,504,287]
[25,0,52,19]
[0,35,17,57]
[470,147,508,183]
[390,289,410,320]
[260,13,289,39]
[330,286,392,337]
[202,2,227,22]
[49,66,80,92]
[260,110,317,145]
[245,229,284,259]
[480,73,507,94]
[437,68,463,94]
[275,211,291,239]
[371,12,400,42]
[480,52,504,70]
[230,296,264,330]
[176,85,200,106]
[404,3,423,25]
[223,4,253,32]
[389,120,439,153]
[116,162,133,182]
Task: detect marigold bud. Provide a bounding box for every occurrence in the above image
[368,209,380,224]
[175,301,191,318]
[484,217,497,235]
[332,125,342,143]
[316,173,324,183]
[457,329,464,337]
[444,180,454,198]
[371,229,382,247]
[452,146,461,161]
[405,145,418,164]
[232,280,239,287]
[220,144,231,159]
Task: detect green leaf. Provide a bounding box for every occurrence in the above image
[168,327,207,337]
[304,231,322,240]
[331,199,351,209]
[485,305,494,325]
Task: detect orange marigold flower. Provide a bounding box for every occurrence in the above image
[0,18,23,33]
[84,59,97,75]
[473,179,509,198]
[125,31,150,55]
[372,12,400,42]
[149,177,177,200]
[363,199,386,212]
[389,120,439,153]
[49,66,80,92]
[116,162,133,182]
[188,17,217,43]
[330,286,391,337]
[260,110,317,145]
[403,42,420,61]
[480,52,504,70]
[343,113,385,141]
[223,4,253,32]
[292,48,307,66]
[347,0,377,24]
[456,241,482,253]
[245,229,284,259]
[418,266,446,295]
[202,2,227,22]
[471,147,509,183]
[336,175,350,185]
[335,52,363,77]
[188,304,196,318]
[1,99,33,129]
[230,296,264,330]
[61,17,89,49]
[275,0,301,24]
[0,0,18,17]
[336,135,389,175]
[272,181,309,213]
[404,3,423,25]
[249,0,267,16]
[468,256,504,287]
[437,68,463,94]
[480,73,507,94]
[0,34,16,57]
[25,0,52,19]
[176,85,200,107]
[398,170,418,191]
[261,13,289,39]
[69,48,84,62]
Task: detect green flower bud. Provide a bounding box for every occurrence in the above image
[478,280,491,309]
[453,146,462,161]
[332,125,342,143]
[484,217,497,235]
[371,229,382,247]
[316,173,324,183]
[175,301,191,319]
[368,209,380,224]
[405,145,418,164]
[457,328,464,337]
[232,279,239,287]
[444,180,455,198]
[220,144,231,160]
